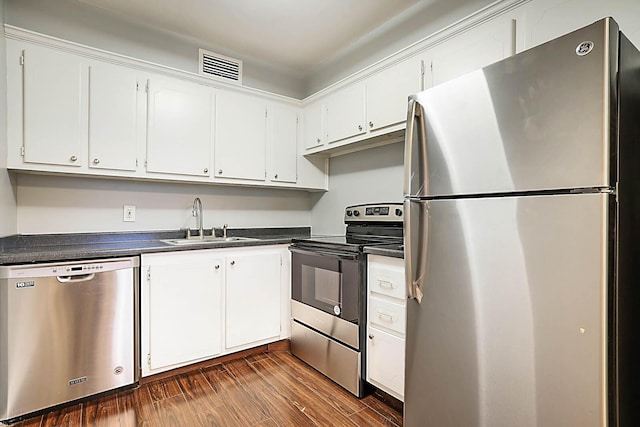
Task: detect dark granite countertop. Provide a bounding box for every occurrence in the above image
[0,227,310,265]
[363,243,404,259]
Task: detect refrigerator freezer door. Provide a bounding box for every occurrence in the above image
[404,193,608,427]
[404,18,617,198]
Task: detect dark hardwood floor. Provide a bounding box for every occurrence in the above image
[9,351,403,427]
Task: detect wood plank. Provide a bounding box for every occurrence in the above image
[269,351,367,416]
[83,393,120,427]
[361,394,403,426]
[153,394,200,426]
[41,403,82,427]
[117,385,159,427]
[224,358,316,427]
[350,407,401,427]
[200,363,270,426]
[175,370,222,414]
[146,378,182,402]
[11,415,43,427]
[248,355,359,426]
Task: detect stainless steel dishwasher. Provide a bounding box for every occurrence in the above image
[0,256,139,422]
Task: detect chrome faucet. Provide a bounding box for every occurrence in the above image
[191,197,204,239]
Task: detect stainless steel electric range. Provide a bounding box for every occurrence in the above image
[289,203,403,397]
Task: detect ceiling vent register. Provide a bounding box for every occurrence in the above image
[198,49,243,85]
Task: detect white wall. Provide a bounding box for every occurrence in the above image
[4,0,305,98]
[17,175,312,234]
[310,142,405,235]
[0,0,17,237]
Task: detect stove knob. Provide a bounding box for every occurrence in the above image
[353,210,360,217]
[346,210,353,217]
[395,208,403,217]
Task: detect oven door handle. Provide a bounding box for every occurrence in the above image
[289,246,359,261]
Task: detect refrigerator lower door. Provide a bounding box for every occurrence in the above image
[404,193,609,427]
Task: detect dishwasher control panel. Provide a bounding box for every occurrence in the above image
[0,257,140,279]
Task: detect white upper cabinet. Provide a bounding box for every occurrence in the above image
[366,56,423,133]
[215,90,267,181]
[302,100,325,150]
[88,63,138,172]
[429,15,517,87]
[146,76,213,177]
[268,103,298,183]
[305,56,422,155]
[22,45,86,168]
[325,82,367,144]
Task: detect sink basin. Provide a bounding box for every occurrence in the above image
[161,236,258,245]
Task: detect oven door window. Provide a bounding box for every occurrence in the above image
[301,265,342,314]
[291,249,360,323]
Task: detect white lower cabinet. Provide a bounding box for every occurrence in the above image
[141,245,288,377]
[366,255,406,401]
[225,251,281,349]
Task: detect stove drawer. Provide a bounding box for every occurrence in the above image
[368,255,405,300]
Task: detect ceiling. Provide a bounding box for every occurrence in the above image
[77,0,431,75]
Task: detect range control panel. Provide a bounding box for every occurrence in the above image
[344,203,403,223]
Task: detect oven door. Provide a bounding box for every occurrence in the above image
[290,246,361,324]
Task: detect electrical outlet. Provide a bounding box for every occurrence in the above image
[123,205,136,222]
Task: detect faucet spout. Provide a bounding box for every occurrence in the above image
[192,197,204,239]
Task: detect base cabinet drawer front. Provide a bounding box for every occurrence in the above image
[369,296,406,336]
[367,326,405,400]
[368,255,405,300]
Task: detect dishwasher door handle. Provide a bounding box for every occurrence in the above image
[57,273,96,283]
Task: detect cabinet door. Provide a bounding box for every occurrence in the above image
[303,100,324,150]
[366,56,423,132]
[269,103,298,183]
[367,326,405,400]
[22,46,86,167]
[215,90,266,181]
[88,63,138,171]
[146,257,222,371]
[146,77,213,177]
[431,17,515,87]
[325,83,366,143]
[225,251,281,348]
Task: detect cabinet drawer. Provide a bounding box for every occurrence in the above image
[368,262,405,300]
[369,296,406,336]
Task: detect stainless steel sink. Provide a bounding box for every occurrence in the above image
[161,236,258,245]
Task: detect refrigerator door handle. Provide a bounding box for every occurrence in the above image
[404,97,428,198]
[404,200,426,303]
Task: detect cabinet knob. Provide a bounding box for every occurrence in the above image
[358,125,363,131]
[204,168,208,174]
[218,169,223,175]
[274,174,278,179]
[316,137,321,143]
[70,155,77,162]
[368,334,374,340]
[92,158,100,165]
[230,260,235,266]
[214,264,220,269]
[369,121,373,128]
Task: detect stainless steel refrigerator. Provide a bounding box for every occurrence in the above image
[403,18,640,427]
